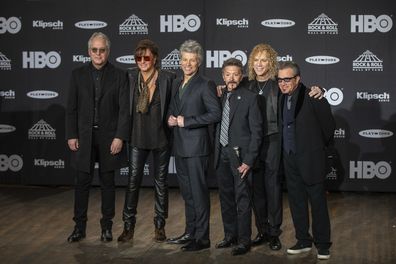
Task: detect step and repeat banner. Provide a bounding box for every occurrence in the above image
[1,0,395,191]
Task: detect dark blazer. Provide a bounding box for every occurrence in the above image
[214,85,263,168]
[279,83,335,185]
[66,62,130,173]
[127,68,176,140]
[168,74,221,157]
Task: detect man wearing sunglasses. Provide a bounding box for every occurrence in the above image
[117,39,175,243]
[66,32,129,243]
[278,61,335,260]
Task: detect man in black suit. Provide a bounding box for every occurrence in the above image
[118,39,175,243]
[213,58,262,255]
[278,61,335,260]
[167,39,221,251]
[65,32,129,243]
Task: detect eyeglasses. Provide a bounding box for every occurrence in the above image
[277,75,297,84]
[135,56,151,62]
[90,48,107,54]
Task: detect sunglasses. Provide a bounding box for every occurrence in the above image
[277,75,297,84]
[135,56,151,62]
[90,48,107,54]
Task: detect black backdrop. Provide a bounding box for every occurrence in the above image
[1,0,395,192]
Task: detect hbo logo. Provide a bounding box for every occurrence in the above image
[0,17,22,34]
[23,51,61,69]
[160,14,201,32]
[351,15,393,33]
[0,154,23,172]
[206,50,247,68]
[349,161,391,179]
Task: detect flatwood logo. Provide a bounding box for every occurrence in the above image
[27,90,58,99]
[0,124,16,133]
[305,55,340,65]
[75,20,107,29]
[116,55,135,64]
[359,129,393,138]
[261,19,295,28]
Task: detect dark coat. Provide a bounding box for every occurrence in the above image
[214,85,263,168]
[127,68,176,141]
[167,74,221,158]
[65,62,130,173]
[279,83,335,184]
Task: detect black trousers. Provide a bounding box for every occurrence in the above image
[216,146,252,245]
[252,134,282,236]
[73,129,115,231]
[121,146,170,229]
[283,150,331,250]
[175,155,210,242]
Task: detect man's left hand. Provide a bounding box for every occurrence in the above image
[238,163,250,178]
[110,138,123,155]
[309,86,324,99]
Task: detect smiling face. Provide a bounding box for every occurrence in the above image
[253,51,270,79]
[222,65,243,91]
[180,51,200,77]
[277,67,300,95]
[136,48,156,73]
[88,37,109,69]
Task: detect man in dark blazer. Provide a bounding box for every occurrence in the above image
[278,61,335,260]
[167,40,221,251]
[213,58,263,256]
[118,39,176,243]
[65,32,129,243]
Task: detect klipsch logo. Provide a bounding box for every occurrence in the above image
[308,13,338,34]
[160,14,201,32]
[324,87,343,106]
[305,55,340,65]
[0,52,12,70]
[350,161,391,179]
[161,49,181,70]
[119,14,148,35]
[0,154,23,172]
[216,18,248,28]
[359,129,393,138]
[351,15,393,33]
[261,19,295,28]
[0,90,15,99]
[0,17,22,34]
[73,55,91,63]
[116,55,135,64]
[277,55,293,62]
[334,128,346,138]
[353,50,383,71]
[206,50,247,68]
[356,92,390,102]
[28,119,56,140]
[33,20,63,30]
[27,90,58,99]
[0,124,16,133]
[34,159,64,169]
[75,20,107,29]
[22,51,61,69]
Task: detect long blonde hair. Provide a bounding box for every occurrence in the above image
[248,43,278,81]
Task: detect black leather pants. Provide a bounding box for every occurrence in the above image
[122,146,170,229]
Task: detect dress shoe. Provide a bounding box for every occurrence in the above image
[117,228,134,242]
[181,240,210,251]
[154,227,166,242]
[251,233,269,247]
[166,233,193,244]
[100,229,113,242]
[215,237,237,248]
[67,228,85,243]
[231,243,250,256]
[269,236,282,250]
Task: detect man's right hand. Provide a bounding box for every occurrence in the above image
[68,138,79,151]
[216,85,226,97]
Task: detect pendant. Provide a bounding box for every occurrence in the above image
[259,90,263,95]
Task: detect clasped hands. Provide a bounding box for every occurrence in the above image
[168,115,184,127]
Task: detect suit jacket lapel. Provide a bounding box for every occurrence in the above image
[128,70,137,115]
[99,63,115,101]
[294,84,305,118]
[229,90,240,124]
[83,65,94,102]
[271,81,279,116]
[158,71,167,119]
[179,74,198,112]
